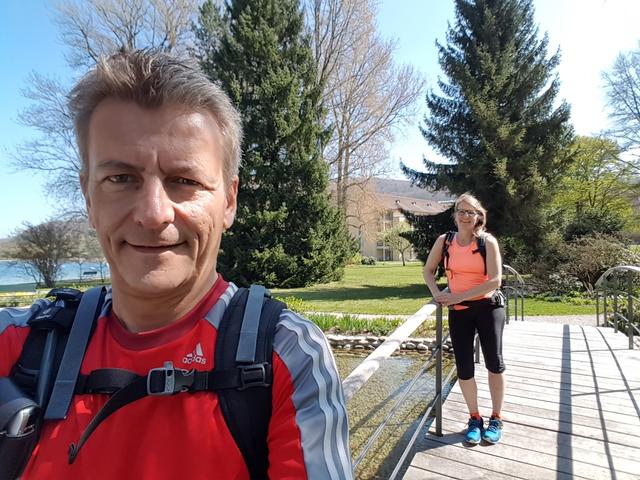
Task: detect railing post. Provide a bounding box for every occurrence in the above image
[603,283,609,328]
[595,266,640,346]
[628,273,634,350]
[504,288,510,325]
[613,277,619,333]
[435,304,443,436]
[521,291,524,322]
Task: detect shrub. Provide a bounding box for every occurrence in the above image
[361,256,377,265]
[564,210,625,241]
[348,252,364,265]
[275,296,312,313]
[558,234,640,293]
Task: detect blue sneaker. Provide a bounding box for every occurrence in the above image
[482,416,503,444]
[464,416,483,445]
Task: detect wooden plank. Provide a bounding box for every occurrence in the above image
[406,453,522,480]
[487,370,639,401]
[422,428,639,480]
[402,466,457,480]
[415,437,578,480]
[501,357,640,381]
[472,382,639,417]
[462,378,639,417]
[443,397,640,448]
[446,390,637,432]
[440,409,640,473]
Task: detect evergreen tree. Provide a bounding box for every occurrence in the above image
[403,0,573,252]
[401,208,454,263]
[195,0,354,287]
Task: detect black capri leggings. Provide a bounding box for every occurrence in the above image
[448,305,506,380]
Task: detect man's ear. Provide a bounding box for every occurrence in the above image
[80,172,96,229]
[223,175,239,230]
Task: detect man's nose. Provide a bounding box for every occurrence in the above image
[133,178,175,228]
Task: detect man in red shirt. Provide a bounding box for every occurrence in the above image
[0,49,353,479]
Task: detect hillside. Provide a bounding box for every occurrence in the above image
[0,236,16,259]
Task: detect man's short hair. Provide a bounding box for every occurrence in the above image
[69,49,242,189]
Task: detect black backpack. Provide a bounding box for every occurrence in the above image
[439,230,487,277]
[5,284,284,480]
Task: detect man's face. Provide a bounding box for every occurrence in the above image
[82,99,237,296]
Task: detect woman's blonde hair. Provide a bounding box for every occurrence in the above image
[454,192,487,236]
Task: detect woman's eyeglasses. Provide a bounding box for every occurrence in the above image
[456,209,479,217]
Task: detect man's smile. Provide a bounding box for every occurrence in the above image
[124,241,187,253]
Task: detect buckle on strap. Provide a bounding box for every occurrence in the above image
[238,363,271,391]
[147,362,195,396]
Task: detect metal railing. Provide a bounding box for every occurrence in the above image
[387,303,455,480]
[595,265,640,349]
[340,300,454,476]
[503,264,525,324]
[474,264,525,363]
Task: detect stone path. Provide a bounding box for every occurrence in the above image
[521,314,597,326]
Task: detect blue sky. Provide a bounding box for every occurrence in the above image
[1,0,640,238]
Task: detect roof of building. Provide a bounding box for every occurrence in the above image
[370,177,454,203]
[377,193,449,214]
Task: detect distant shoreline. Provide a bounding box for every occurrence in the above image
[0,260,109,290]
[0,282,37,293]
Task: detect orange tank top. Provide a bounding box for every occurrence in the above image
[446,234,491,304]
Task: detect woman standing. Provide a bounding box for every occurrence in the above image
[423,193,506,445]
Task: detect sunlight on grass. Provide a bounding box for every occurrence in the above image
[273,262,596,316]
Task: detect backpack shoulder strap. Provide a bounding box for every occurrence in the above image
[472,234,488,276]
[215,285,285,480]
[9,288,102,407]
[45,287,106,420]
[439,231,456,273]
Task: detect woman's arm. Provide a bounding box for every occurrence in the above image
[423,234,447,301]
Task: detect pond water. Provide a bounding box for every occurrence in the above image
[0,260,109,287]
[334,352,456,479]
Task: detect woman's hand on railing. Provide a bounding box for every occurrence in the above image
[434,291,463,307]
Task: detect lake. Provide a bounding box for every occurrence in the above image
[0,260,110,287]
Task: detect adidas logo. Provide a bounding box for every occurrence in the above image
[183,342,207,365]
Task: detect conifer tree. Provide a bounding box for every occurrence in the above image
[403,0,573,252]
[195,0,354,287]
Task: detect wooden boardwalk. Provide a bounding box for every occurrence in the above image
[404,321,640,480]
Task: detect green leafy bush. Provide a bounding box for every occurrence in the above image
[564,210,625,241]
[305,313,439,337]
[348,253,364,265]
[275,295,312,313]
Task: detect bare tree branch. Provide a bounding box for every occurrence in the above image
[11,0,200,211]
[306,0,425,212]
[603,46,640,173]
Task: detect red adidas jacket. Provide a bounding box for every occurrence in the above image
[0,277,353,479]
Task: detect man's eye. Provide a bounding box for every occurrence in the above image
[106,174,135,183]
[172,177,201,186]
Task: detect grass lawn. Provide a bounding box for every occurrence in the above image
[0,262,597,316]
[272,262,596,316]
